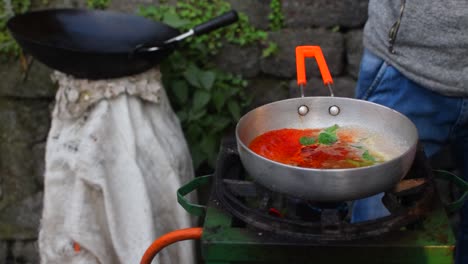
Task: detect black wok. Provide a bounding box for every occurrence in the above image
[7,8,238,79]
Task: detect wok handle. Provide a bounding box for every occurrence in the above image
[193,10,239,35]
[295,46,334,87]
[132,10,238,55]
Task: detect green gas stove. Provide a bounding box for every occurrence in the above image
[178,139,457,264]
[198,193,455,264]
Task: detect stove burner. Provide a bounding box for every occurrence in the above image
[295,200,349,222]
[213,136,435,241]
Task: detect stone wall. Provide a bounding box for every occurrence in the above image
[0,0,367,262]
[218,0,367,109]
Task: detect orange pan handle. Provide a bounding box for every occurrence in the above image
[296,46,334,87]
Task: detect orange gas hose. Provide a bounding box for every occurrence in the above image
[140,227,203,264]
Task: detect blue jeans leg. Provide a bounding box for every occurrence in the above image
[351,49,468,263]
[451,101,468,264]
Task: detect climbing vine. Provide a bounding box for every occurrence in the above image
[0,0,30,58]
[268,0,284,31]
[86,0,111,10]
[138,0,276,171]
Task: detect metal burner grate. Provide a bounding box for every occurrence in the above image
[213,136,435,241]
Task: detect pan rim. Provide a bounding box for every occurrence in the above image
[235,96,419,173]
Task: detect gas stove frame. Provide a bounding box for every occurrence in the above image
[177,136,456,263]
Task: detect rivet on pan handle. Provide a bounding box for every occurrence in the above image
[295,46,335,97]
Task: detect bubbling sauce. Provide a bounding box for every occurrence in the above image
[248,125,394,169]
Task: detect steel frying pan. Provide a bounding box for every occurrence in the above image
[235,46,419,202]
[7,8,238,79]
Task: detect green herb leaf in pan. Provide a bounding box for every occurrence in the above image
[324,124,339,133]
[318,132,337,145]
[317,124,339,145]
[362,150,376,162]
[346,159,375,167]
[299,136,316,146]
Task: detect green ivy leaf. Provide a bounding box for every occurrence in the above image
[171,80,189,104]
[87,0,110,9]
[299,136,316,146]
[176,110,188,122]
[190,144,205,171]
[262,42,278,58]
[192,90,211,112]
[331,25,341,33]
[227,100,241,120]
[199,71,216,90]
[241,94,254,108]
[168,51,188,70]
[163,12,191,27]
[187,123,203,143]
[212,89,226,112]
[205,134,221,167]
[200,135,217,155]
[212,116,231,133]
[183,64,202,88]
[199,115,214,126]
[189,108,207,121]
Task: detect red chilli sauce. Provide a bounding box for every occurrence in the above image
[248,125,381,169]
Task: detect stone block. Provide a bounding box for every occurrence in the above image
[32,143,46,189]
[0,192,43,236]
[2,142,46,192]
[0,142,44,237]
[0,99,51,144]
[345,30,364,79]
[214,43,261,78]
[226,0,271,30]
[282,0,368,28]
[0,99,50,239]
[0,60,56,99]
[245,77,289,111]
[0,141,46,235]
[0,241,6,264]
[12,240,39,264]
[261,28,344,79]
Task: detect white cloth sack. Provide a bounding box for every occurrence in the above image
[39,69,195,264]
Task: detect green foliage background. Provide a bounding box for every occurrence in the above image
[1,0,283,173]
[138,0,277,171]
[0,0,30,57]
